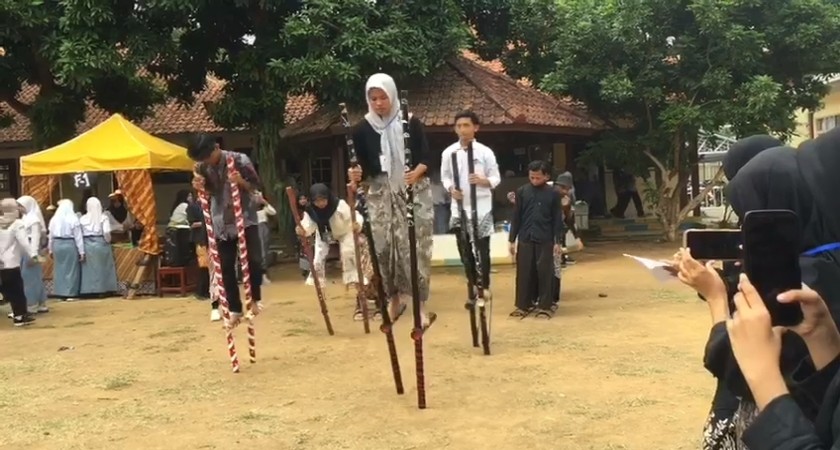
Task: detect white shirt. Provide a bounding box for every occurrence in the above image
[257,203,276,224]
[80,215,112,242]
[168,203,190,228]
[440,140,501,221]
[0,220,36,269]
[301,200,363,240]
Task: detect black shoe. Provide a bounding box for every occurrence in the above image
[13,315,35,327]
[564,256,576,265]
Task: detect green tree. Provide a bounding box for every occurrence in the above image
[476,0,840,240]
[0,1,182,148]
[156,0,467,236]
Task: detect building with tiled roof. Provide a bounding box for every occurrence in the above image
[0,51,607,222]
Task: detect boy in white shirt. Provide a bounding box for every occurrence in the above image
[440,111,501,297]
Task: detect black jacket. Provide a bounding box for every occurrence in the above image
[742,356,840,449]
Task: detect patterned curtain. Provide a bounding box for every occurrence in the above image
[21,175,57,207]
[115,169,160,255]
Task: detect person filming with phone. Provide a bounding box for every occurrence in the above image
[674,134,840,449]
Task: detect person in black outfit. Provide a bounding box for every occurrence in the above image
[720,130,840,449]
[508,160,564,319]
[186,196,210,301]
[692,133,782,449]
[610,168,644,218]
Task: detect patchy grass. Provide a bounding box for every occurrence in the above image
[0,242,713,450]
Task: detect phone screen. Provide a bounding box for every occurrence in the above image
[742,210,803,327]
[684,230,742,260]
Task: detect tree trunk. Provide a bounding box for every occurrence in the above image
[255,118,294,249]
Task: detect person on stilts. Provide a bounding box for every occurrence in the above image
[295,183,366,313]
[440,110,500,302]
[347,73,434,326]
[188,134,264,326]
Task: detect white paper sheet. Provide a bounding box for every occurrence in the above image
[623,254,678,283]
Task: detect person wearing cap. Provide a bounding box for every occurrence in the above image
[188,133,264,326]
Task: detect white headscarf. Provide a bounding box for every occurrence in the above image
[80,197,107,233]
[364,73,405,192]
[0,198,20,230]
[17,195,46,234]
[48,199,80,237]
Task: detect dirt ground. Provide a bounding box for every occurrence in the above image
[0,242,717,450]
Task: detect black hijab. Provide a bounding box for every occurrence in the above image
[307,184,339,239]
[109,196,128,223]
[716,145,840,410]
[171,189,191,215]
[722,134,783,180]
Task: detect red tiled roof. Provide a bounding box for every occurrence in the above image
[0,79,318,144]
[281,55,603,139]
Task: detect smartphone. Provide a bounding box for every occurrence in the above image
[683,229,742,261]
[741,209,803,327]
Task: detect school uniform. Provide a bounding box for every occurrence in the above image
[0,216,38,325]
[79,198,119,295]
[48,200,84,299]
[18,196,48,313]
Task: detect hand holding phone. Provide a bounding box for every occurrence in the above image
[675,248,727,301]
[741,210,804,327]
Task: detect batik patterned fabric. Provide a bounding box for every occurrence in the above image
[366,175,433,302]
[701,400,756,450]
[115,170,160,254]
[22,176,57,207]
[448,210,494,240]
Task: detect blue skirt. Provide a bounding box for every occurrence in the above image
[52,238,81,297]
[80,236,119,295]
[21,254,46,307]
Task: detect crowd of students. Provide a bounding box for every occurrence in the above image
[671,131,840,449]
[4,192,126,326]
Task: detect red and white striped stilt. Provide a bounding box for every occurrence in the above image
[197,173,241,373]
[227,155,257,364]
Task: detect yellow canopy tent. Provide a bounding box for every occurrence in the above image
[20,114,198,298]
[20,113,193,176]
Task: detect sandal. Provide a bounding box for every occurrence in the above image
[509,308,527,318]
[353,309,365,322]
[550,303,559,313]
[534,309,553,320]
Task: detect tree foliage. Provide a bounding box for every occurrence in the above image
[0,0,182,147]
[475,0,840,238]
[149,0,466,237]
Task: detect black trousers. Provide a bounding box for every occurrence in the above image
[515,241,555,310]
[612,191,644,216]
[196,268,210,298]
[1,268,27,317]
[217,225,263,313]
[454,230,491,292]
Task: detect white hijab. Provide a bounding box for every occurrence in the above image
[48,199,80,237]
[0,198,19,230]
[17,195,46,234]
[80,197,107,234]
[364,73,405,192]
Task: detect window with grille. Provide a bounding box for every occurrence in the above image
[816,114,840,134]
[310,157,332,187]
